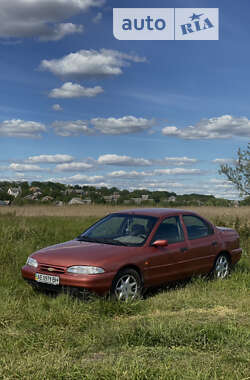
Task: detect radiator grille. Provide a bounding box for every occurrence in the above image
[39,264,65,274]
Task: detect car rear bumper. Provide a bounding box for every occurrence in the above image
[21,265,115,296]
[231,248,242,265]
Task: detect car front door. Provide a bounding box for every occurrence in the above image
[143,216,190,287]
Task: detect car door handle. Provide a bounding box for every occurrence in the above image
[180,247,188,253]
[212,241,218,247]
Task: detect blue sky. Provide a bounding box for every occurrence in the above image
[0,0,249,199]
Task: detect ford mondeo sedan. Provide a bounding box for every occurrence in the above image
[22,208,242,300]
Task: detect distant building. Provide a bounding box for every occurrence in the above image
[8,187,22,198]
[41,196,54,202]
[81,199,92,204]
[65,188,84,196]
[30,187,41,193]
[33,191,42,197]
[0,200,10,206]
[131,198,142,205]
[69,198,91,205]
[233,200,239,208]
[55,201,64,207]
[104,194,120,203]
[146,198,154,203]
[168,196,176,202]
[74,189,85,196]
[24,191,42,201]
[64,188,74,195]
[141,194,149,201]
[24,194,36,201]
[123,200,131,205]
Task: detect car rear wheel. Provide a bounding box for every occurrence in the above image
[112,268,142,301]
[213,254,230,279]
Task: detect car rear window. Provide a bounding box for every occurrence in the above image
[182,215,214,240]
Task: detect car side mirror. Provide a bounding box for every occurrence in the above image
[152,239,168,247]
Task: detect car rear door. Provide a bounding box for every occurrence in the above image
[181,214,217,275]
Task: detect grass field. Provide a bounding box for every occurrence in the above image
[0,206,249,379]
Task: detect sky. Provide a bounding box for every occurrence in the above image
[0,0,249,199]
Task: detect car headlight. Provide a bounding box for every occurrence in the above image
[67,266,105,275]
[26,257,38,268]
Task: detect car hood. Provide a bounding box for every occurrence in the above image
[32,240,137,269]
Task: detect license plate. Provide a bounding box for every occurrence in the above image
[35,273,59,285]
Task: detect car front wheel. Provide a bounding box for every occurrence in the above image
[112,268,142,301]
[213,254,230,279]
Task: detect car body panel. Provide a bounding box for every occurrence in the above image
[21,208,242,296]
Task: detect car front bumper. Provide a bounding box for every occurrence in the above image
[21,265,116,296]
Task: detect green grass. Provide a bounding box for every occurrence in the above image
[0,213,249,380]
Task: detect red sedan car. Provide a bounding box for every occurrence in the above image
[22,208,242,300]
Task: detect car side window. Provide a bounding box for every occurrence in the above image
[182,215,214,240]
[152,216,184,244]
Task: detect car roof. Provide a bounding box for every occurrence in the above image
[112,208,194,217]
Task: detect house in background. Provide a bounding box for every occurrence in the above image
[41,196,54,202]
[69,198,92,205]
[0,200,10,206]
[8,187,22,198]
[104,193,120,203]
[168,196,177,203]
[30,186,41,193]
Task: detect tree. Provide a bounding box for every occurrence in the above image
[219,143,250,196]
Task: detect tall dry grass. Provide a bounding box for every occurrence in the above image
[0,204,249,221]
[0,208,249,379]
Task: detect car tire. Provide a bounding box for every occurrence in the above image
[111,268,142,301]
[212,253,230,279]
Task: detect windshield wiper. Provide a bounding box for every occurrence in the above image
[77,236,129,246]
[92,238,129,246]
[76,236,97,243]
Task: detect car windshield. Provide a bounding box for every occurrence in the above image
[77,213,158,247]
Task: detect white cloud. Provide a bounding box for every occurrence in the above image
[108,170,149,179]
[91,116,155,135]
[162,115,250,140]
[97,154,151,166]
[51,116,155,136]
[40,49,146,79]
[212,158,234,164]
[209,178,226,184]
[209,178,234,188]
[144,182,185,190]
[49,82,104,98]
[0,0,103,41]
[0,119,46,138]
[92,12,103,23]
[27,154,74,164]
[55,162,93,171]
[39,23,83,41]
[62,174,104,183]
[159,156,198,166]
[9,163,43,172]
[52,104,63,111]
[214,183,233,189]
[52,120,92,136]
[154,168,201,175]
